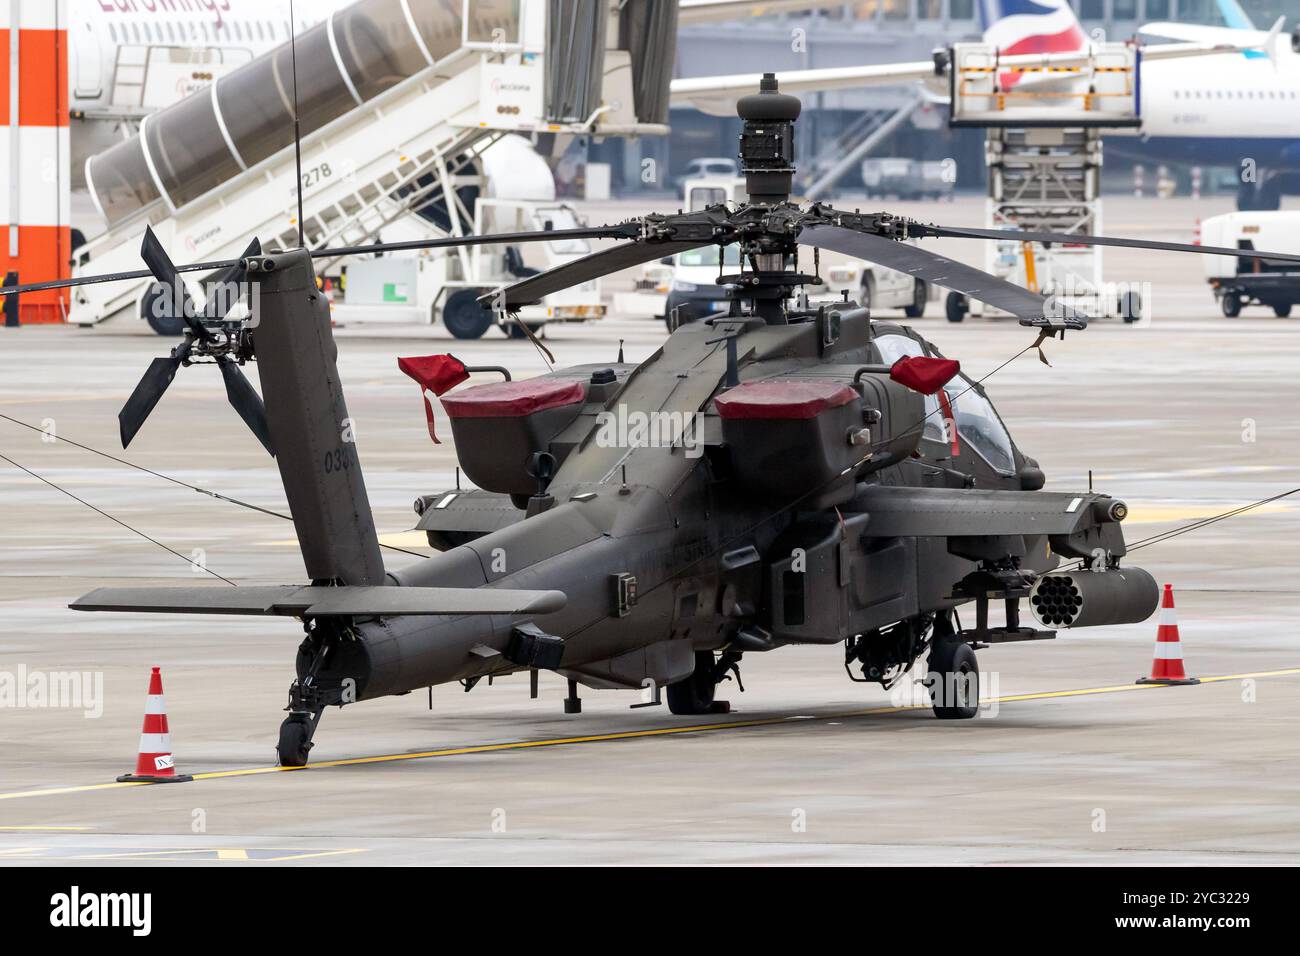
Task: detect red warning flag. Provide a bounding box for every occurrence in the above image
[398,354,471,443]
[889,355,960,395]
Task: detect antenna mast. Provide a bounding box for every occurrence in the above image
[289,0,306,249]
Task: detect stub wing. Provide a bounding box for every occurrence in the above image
[855,487,1124,538]
[70,585,566,617]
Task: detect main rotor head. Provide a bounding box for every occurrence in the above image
[736,73,802,204]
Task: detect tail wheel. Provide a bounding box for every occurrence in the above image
[666,651,718,715]
[276,716,313,767]
[927,639,979,720]
[903,279,927,318]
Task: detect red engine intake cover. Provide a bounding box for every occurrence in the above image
[714,380,858,420]
[440,379,587,419]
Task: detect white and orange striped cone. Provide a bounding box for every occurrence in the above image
[117,667,193,783]
[1136,585,1200,686]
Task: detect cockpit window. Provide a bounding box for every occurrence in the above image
[875,334,1015,472]
[943,379,1016,474]
[874,334,944,442]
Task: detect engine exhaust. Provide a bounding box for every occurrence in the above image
[1030,567,1159,629]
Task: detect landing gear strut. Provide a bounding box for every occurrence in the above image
[276,622,353,767]
[667,650,742,715]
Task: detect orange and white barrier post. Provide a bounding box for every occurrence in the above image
[0,1,70,324]
[1137,584,1200,686]
[117,667,193,783]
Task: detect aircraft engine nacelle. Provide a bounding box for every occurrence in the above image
[714,380,861,509]
[714,374,921,509]
[1029,567,1159,629]
[441,377,587,500]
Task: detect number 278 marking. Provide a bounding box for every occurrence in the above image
[302,163,333,191]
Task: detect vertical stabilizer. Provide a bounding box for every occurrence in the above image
[248,249,385,586]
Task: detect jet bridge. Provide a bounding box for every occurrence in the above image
[944,41,1145,324]
[71,0,676,329]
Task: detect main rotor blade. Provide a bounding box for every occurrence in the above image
[923,224,1300,266]
[119,341,191,449]
[798,224,1086,329]
[218,359,275,456]
[486,239,713,310]
[0,226,640,298]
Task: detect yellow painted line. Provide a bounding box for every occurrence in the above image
[62,847,367,863]
[253,848,369,862]
[1124,503,1293,525]
[0,825,93,831]
[0,667,1296,803]
[263,530,429,549]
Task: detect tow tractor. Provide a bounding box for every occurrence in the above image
[333,198,606,338]
[1200,211,1300,318]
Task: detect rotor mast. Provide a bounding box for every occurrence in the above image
[729,73,809,324]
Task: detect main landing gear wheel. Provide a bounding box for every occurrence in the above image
[927,639,979,720]
[277,715,314,767]
[667,651,728,715]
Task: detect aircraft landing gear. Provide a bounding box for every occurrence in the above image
[667,650,741,715]
[276,623,355,767]
[277,711,320,767]
[926,620,980,720]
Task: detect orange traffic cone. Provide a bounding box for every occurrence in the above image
[1136,585,1200,686]
[117,667,193,783]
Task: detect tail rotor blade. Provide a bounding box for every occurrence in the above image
[141,226,205,339]
[218,359,275,456]
[206,237,263,322]
[119,344,189,448]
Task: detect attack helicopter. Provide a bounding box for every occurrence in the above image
[7,75,1299,768]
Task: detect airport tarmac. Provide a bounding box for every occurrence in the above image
[0,197,1297,865]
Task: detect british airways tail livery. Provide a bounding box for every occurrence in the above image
[977,0,1089,57]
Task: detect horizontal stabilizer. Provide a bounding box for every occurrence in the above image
[71,585,566,618]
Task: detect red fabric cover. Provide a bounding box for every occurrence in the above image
[441,378,586,419]
[398,354,470,395]
[714,380,858,421]
[889,356,959,395]
[397,354,471,444]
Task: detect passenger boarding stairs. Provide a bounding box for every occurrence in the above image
[70,0,671,327]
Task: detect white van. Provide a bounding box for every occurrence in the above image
[821,251,934,318]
